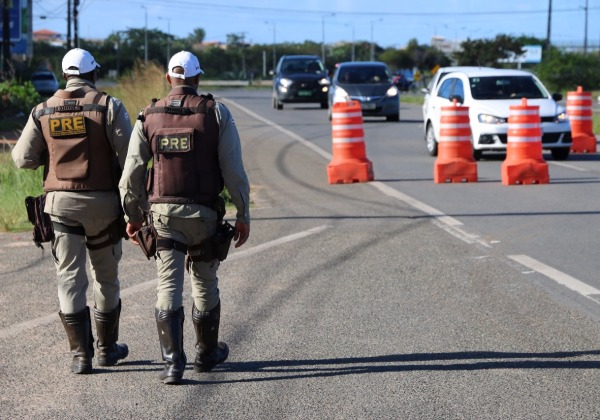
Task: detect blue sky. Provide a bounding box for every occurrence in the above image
[34,0,598,49]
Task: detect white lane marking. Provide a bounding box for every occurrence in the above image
[223,98,332,161]
[225,98,492,247]
[508,255,600,304]
[370,181,462,226]
[548,161,589,172]
[226,97,600,302]
[0,225,331,339]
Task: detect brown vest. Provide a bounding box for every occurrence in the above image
[142,87,222,206]
[36,87,117,192]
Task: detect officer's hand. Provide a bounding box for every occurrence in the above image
[126,221,143,245]
[233,221,250,248]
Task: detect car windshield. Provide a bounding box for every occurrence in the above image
[338,66,391,84]
[469,76,547,100]
[282,59,324,74]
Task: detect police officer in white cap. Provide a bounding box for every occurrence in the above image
[119,51,250,384]
[12,48,132,374]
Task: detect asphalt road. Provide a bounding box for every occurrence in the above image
[2,89,600,419]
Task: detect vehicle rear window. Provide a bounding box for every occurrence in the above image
[469,76,546,100]
[338,66,391,84]
[282,59,324,74]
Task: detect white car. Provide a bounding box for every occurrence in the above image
[422,67,571,160]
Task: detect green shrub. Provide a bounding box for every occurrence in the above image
[0,81,41,118]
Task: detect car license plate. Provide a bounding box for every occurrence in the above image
[298,90,312,96]
[361,103,376,110]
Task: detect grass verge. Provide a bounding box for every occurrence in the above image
[0,151,44,232]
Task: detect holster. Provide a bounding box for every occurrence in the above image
[135,210,157,260]
[25,194,54,249]
[187,196,235,264]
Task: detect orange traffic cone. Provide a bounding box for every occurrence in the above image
[567,86,597,153]
[501,98,549,185]
[327,100,374,184]
[433,100,477,183]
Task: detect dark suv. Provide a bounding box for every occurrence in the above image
[271,55,330,110]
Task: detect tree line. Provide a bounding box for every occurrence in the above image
[27,27,600,93]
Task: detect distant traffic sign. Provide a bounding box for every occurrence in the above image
[0,0,22,42]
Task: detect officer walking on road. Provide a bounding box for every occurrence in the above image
[119,51,250,385]
[12,48,132,374]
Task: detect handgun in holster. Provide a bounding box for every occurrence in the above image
[135,210,157,260]
[210,196,236,261]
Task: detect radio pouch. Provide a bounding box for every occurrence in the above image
[25,194,55,249]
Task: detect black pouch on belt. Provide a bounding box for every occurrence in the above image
[25,194,55,249]
[135,210,157,259]
[211,221,235,261]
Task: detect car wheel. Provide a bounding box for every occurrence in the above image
[425,123,438,156]
[551,147,570,160]
[473,149,483,161]
[276,100,283,110]
[386,112,400,122]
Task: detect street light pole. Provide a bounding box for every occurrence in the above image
[321,13,335,64]
[141,5,148,64]
[370,18,383,61]
[583,0,588,54]
[159,17,171,66]
[346,24,355,61]
[264,21,276,71]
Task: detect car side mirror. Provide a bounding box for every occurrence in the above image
[269,70,275,77]
[552,92,563,102]
[450,95,464,104]
[421,87,430,94]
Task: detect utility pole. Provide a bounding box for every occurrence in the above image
[545,0,552,52]
[66,0,71,49]
[2,0,10,76]
[583,0,588,54]
[73,0,79,48]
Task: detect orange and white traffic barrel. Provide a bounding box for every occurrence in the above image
[567,86,597,153]
[327,100,374,184]
[501,98,549,185]
[433,100,477,183]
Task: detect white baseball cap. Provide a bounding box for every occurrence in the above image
[62,48,101,75]
[168,51,204,79]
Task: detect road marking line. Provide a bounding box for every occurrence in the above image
[548,161,589,172]
[225,98,493,247]
[226,97,600,308]
[223,98,332,160]
[0,225,331,339]
[508,254,600,304]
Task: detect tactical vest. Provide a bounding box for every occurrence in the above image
[142,87,223,207]
[35,86,117,192]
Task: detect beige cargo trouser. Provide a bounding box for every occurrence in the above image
[51,215,122,314]
[152,212,220,312]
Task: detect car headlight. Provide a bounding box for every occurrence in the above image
[555,111,568,123]
[318,77,330,86]
[333,86,349,103]
[478,114,507,124]
[386,85,399,97]
[279,78,292,88]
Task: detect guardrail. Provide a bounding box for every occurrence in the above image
[201,80,272,87]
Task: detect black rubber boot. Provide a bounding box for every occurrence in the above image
[94,299,129,366]
[192,301,229,373]
[156,307,186,385]
[59,307,94,374]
